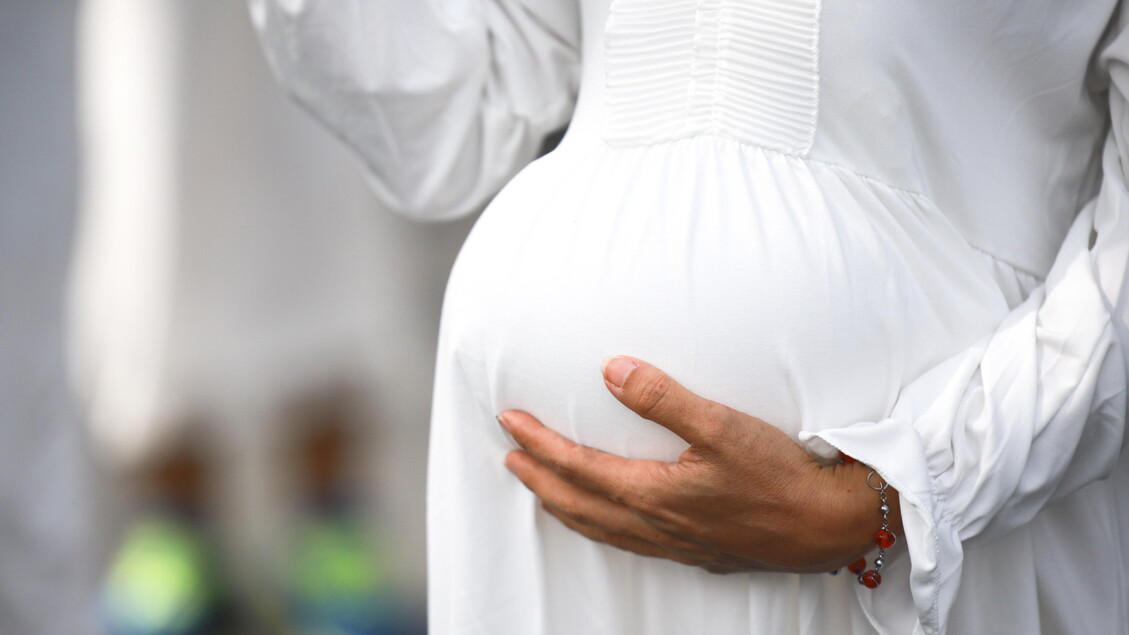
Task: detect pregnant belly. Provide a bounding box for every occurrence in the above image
[440,138,1008,461]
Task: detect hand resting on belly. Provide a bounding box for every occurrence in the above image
[499,355,905,574]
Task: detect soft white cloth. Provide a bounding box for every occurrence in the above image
[252,1,1129,633]
[249,0,581,221]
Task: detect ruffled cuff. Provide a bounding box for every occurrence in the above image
[801,420,961,635]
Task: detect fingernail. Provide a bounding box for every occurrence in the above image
[496,413,512,432]
[602,356,638,388]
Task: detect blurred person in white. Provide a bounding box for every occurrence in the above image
[252,1,1129,634]
[71,0,471,632]
[0,1,95,633]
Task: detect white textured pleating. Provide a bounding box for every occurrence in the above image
[604,0,820,152]
[252,0,1129,633]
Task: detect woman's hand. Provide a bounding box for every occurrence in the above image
[499,356,901,574]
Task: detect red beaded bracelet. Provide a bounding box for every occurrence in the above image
[835,452,896,589]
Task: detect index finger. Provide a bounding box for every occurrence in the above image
[498,409,665,505]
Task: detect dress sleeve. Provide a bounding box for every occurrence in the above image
[248,0,581,221]
[801,10,1129,635]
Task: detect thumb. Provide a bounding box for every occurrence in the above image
[601,356,730,448]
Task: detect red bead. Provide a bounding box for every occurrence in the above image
[839,451,857,464]
[847,558,867,575]
[860,570,882,588]
[874,529,897,549]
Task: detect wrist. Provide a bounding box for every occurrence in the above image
[808,459,903,567]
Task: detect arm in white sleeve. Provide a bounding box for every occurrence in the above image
[802,12,1129,635]
[248,0,581,221]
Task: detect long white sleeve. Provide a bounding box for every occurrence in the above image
[248,0,581,221]
[802,11,1129,634]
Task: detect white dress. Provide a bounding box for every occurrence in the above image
[252,1,1129,632]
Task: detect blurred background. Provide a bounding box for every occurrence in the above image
[1,0,474,632]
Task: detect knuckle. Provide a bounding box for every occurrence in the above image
[567,507,595,528]
[624,470,674,514]
[692,401,733,443]
[566,516,602,541]
[633,376,671,417]
[602,483,630,506]
[634,500,684,537]
[555,495,584,521]
[645,510,684,536]
[623,486,660,515]
[554,444,589,483]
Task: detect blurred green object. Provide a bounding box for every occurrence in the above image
[101,513,223,635]
[287,514,404,635]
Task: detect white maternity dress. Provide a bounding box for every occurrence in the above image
[252,1,1129,632]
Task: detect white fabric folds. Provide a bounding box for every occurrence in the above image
[252,1,1129,633]
[249,0,581,220]
[803,13,1129,632]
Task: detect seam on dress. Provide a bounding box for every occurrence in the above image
[962,243,1047,281]
[929,479,958,634]
[803,0,822,156]
[598,131,931,198]
[874,430,947,635]
[594,132,1054,286]
[708,0,722,136]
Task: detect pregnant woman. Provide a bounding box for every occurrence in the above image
[252,1,1129,632]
